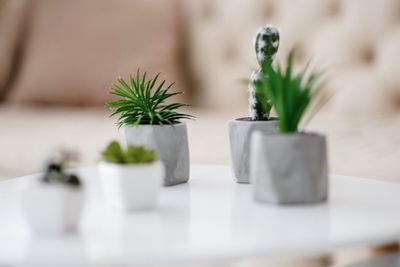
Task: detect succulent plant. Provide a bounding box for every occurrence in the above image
[106,70,194,127]
[254,51,324,133]
[101,140,156,164]
[42,151,81,188]
[249,25,280,120]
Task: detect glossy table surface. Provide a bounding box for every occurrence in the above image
[1,164,400,266]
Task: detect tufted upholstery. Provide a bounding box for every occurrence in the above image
[183,0,400,180]
[184,0,400,113]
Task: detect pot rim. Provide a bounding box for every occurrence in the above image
[254,131,325,139]
[123,121,186,128]
[98,160,162,169]
[231,117,278,124]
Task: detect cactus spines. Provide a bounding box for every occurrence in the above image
[249,25,280,120]
[255,25,280,64]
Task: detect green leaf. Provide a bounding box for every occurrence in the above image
[256,50,325,133]
[101,140,125,163]
[101,141,157,164]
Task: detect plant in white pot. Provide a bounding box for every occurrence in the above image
[250,51,328,204]
[107,71,193,186]
[229,25,280,184]
[23,152,83,234]
[98,140,164,211]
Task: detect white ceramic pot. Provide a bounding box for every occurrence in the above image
[98,160,164,211]
[23,183,84,234]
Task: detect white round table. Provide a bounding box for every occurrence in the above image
[0,164,400,266]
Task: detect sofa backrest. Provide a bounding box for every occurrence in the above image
[0,0,27,100]
[6,0,185,106]
[183,0,400,117]
[2,0,400,116]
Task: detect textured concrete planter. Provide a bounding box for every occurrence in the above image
[23,183,83,234]
[124,122,189,186]
[229,118,277,183]
[250,132,328,204]
[98,161,164,211]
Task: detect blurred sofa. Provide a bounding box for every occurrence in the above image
[0,0,400,180]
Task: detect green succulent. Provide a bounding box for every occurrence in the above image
[101,141,156,164]
[42,151,81,188]
[106,70,194,127]
[254,51,324,133]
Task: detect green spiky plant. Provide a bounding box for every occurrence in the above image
[254,51,324,133]
[249,25,280,120]
[101,140,156,164]
[106,70,194,127]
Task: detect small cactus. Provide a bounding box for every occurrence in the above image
[42,150,81,187]
[249,25,280,120]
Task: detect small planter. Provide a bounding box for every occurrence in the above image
[98,160,164,211]
[23,183,83,234]
[250,132,328,204]
[229,118,277,183]
[124,122,189,186]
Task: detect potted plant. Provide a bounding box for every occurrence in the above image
[250,51,328,205]
[229,25,280,184]
[23,151,83,234]
[98,140,164,211]
[107,71,193,186]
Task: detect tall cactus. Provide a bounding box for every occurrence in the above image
[248,25,280,120]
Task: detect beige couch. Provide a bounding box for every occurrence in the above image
[1,0,400,181]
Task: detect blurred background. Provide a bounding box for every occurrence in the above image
[0,0,400,181]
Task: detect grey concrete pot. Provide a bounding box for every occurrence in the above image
[250,131,328,204]
[124,122,189,186]
[229,117,277,183]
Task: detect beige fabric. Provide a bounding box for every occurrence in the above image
[0,0,26,97]
[8,0,185,106]
[377,27,400,93]
[184,0,400,113]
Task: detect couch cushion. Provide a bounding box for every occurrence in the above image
[184,0,400,114]
[0,0,27,98]
[7,0,185,106]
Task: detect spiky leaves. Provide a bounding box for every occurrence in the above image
[254,51,323,133]
[106,70,194,127]
[249,25,280,120]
